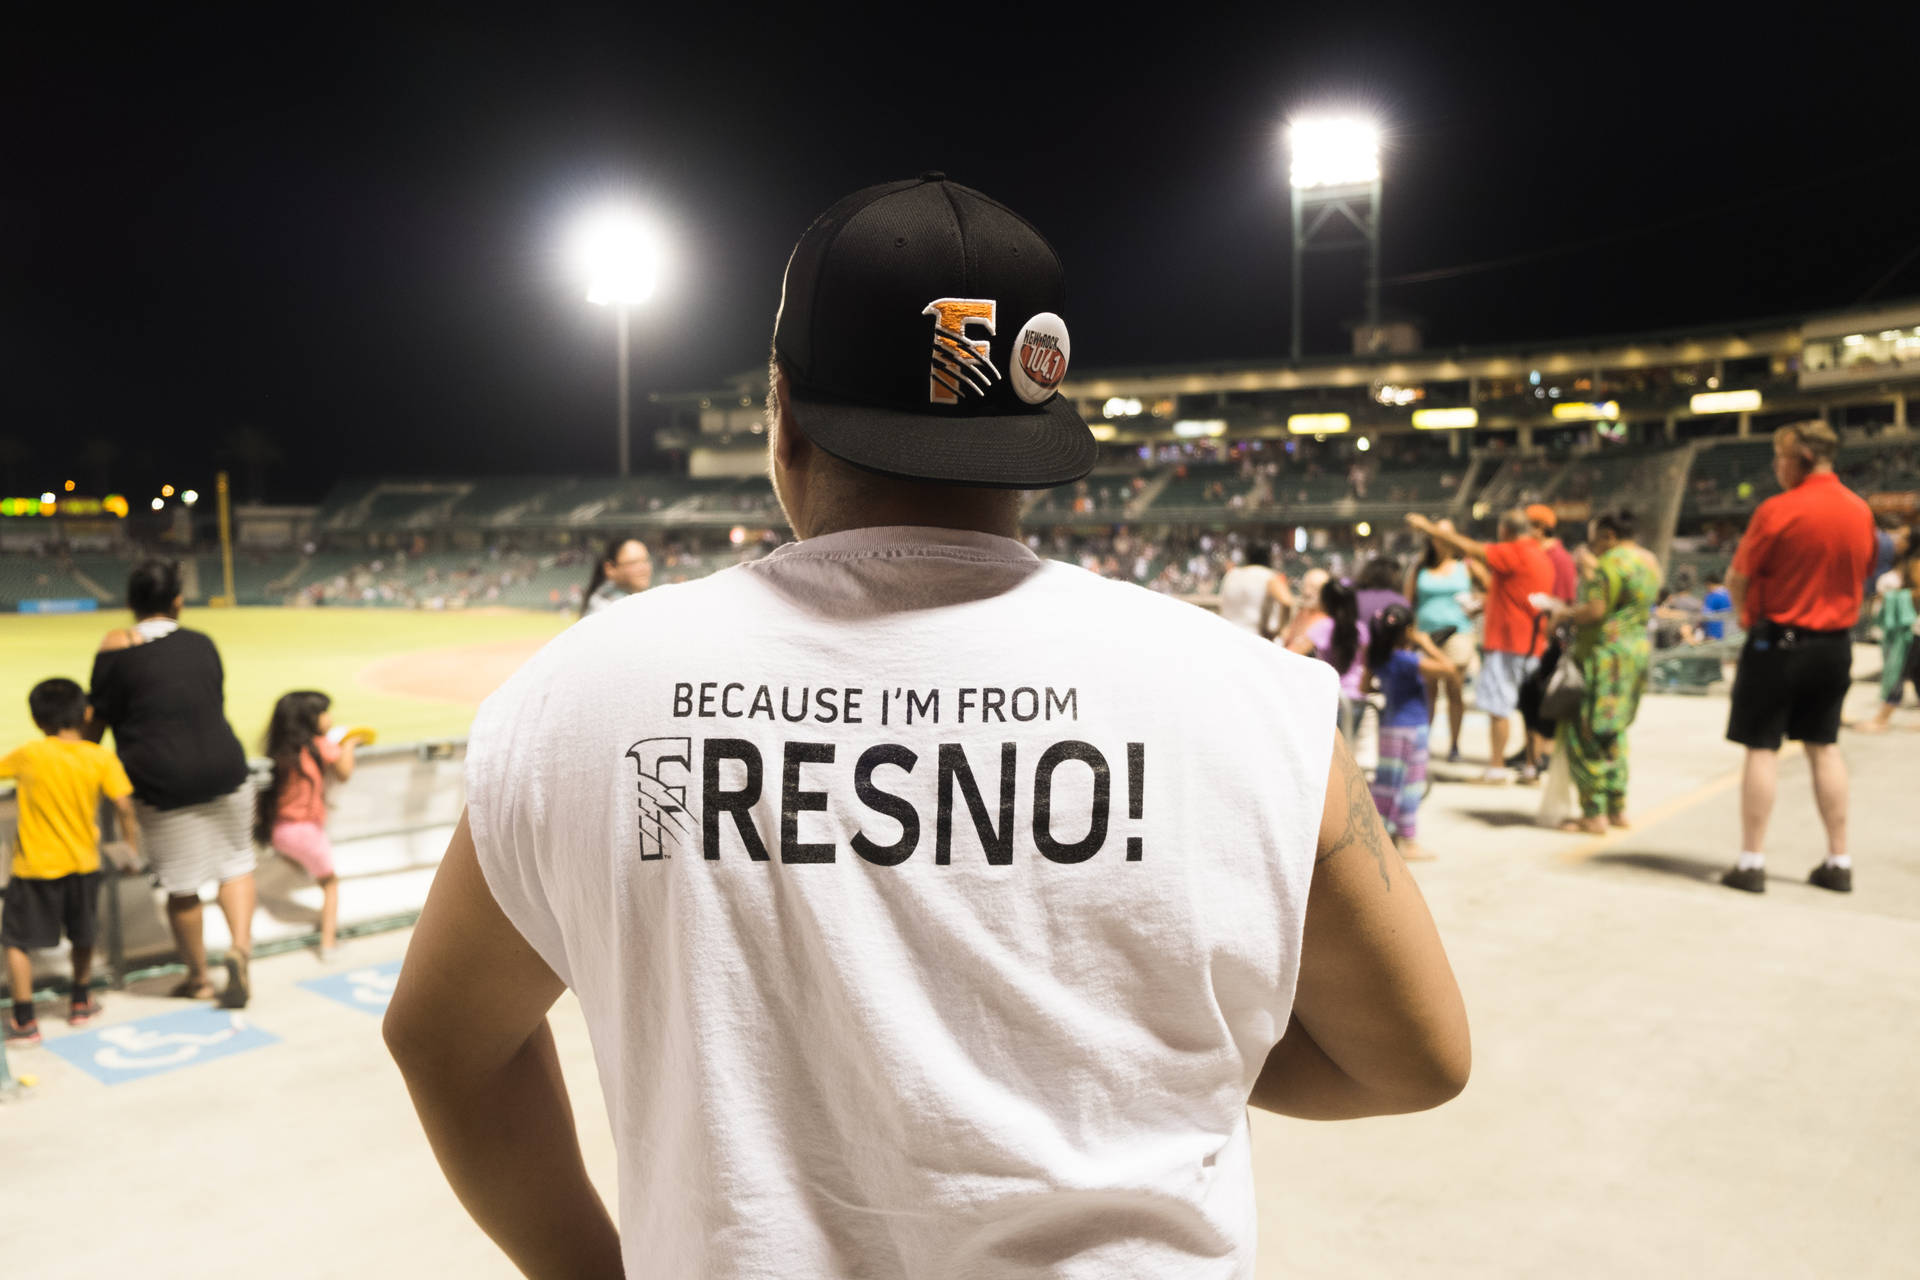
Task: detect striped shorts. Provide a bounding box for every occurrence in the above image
[137,784,258,896]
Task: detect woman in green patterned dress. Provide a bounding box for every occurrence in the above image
[1553,507,1662,834]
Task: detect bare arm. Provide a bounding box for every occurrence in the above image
[1727,568,1750,621]
[1250,736,1470,1119]
[1266,573,1296,610]
[111,795,141,860]
[1409,629,1456,678]
[329,740,357,783]
[384,813,622,1277]
[1406,513,1489,563]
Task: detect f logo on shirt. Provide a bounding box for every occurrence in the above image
[626,737,693,860]
[922,298,999,405]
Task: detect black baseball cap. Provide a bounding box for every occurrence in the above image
[773,173,1095,489]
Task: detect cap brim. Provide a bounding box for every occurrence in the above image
[786,389,1096,490]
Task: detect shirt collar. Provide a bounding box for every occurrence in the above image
[133,617,180,642]
[762,526,1039,565]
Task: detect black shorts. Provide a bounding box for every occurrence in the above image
[1725,625,1852,750]
[0,872,105,951]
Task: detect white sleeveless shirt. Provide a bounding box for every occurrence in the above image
[467,526,1337,1279]
[1216,563,1277,633]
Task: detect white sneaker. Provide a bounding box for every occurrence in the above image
[1479,767,1514,786]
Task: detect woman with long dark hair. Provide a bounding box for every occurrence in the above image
[257,690,359,958]
[1290,577,1370,740]
[581,536,653,618]
[88,559,256,1005]
[1405,521,1484,762]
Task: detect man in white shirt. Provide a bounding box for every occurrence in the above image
[1217,543,1295,637]
[385,174,1469,1279]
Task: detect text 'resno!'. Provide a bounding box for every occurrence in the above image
[630,684,1145,866]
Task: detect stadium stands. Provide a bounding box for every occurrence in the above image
[0,555,95,607]
[5,431,1916,611]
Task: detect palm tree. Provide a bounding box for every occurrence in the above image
[222,426,284,503]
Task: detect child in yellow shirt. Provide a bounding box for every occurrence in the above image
[2,678,140,1045]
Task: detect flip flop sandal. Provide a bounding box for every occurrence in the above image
[218,951,251,1010]
[168,979,216,999]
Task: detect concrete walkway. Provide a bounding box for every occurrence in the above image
[6,679,1916,1278]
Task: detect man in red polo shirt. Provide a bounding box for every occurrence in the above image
[1720,420,1876,895]
[1408,508,1554,782]
[1528,504,1578,604]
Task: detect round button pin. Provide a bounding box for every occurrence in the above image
[1009,312,1070,405]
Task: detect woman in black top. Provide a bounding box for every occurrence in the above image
[89,560,256,1006]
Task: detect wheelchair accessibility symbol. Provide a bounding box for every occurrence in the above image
[45,1008,281,1085]
[298,959,402,1016]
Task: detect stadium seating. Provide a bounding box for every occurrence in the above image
[447,479,549,523]
[0,556,95,607]
[1273,472,1350,506]
[1681,440,1777,517]
[1151,463,1258,511]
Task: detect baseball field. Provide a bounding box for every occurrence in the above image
[0,607,571,754]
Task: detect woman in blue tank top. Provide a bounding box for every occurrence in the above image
[1404,525,1483,761]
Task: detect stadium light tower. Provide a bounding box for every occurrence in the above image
[1286,114,1383,361]
[571,205,662,477]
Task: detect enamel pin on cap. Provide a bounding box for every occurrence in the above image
[1010,311,1070,405]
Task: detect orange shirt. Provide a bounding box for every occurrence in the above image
[275,734,342,826]
[1483,538,1556,657]
[1731,472,1875,631]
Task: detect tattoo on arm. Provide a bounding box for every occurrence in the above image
[1316,737,1395,890]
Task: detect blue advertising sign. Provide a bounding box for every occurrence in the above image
[18,598,100,614]
[43,1008,280,1085]
[297,960,402,1015]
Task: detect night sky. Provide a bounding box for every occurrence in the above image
[10,7,1918,503]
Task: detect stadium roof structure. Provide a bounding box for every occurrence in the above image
[654,299,1920,452]
[1061,309,1814,393]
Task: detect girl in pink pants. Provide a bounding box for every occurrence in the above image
[255,691,357,958]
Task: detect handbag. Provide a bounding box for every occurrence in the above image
[1538,640,1587,722]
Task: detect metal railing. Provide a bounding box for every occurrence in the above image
[0,738,470,995]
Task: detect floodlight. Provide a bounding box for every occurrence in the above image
[1288,116,1381,190]
[40,491,55,504]
[64,480,75,491]
[182,489,200,506]
[1089,423,1119,441]
[571,206,661,306]
[1288,412,1351,434]
[1103,397,1144,418]
[151,497,165,511]
[1690,390,1762,415]
[161,484,175,497]
[1550,401,1620,422]
[1173,419,1228,438]
[1355,436,1371,452]
[1412,407,1479,429]
[1356,521,1373,537]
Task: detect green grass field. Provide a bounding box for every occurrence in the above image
[0,607,570,754]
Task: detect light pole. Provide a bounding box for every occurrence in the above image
[574,206,660,477]
[1286,115,1383,361]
